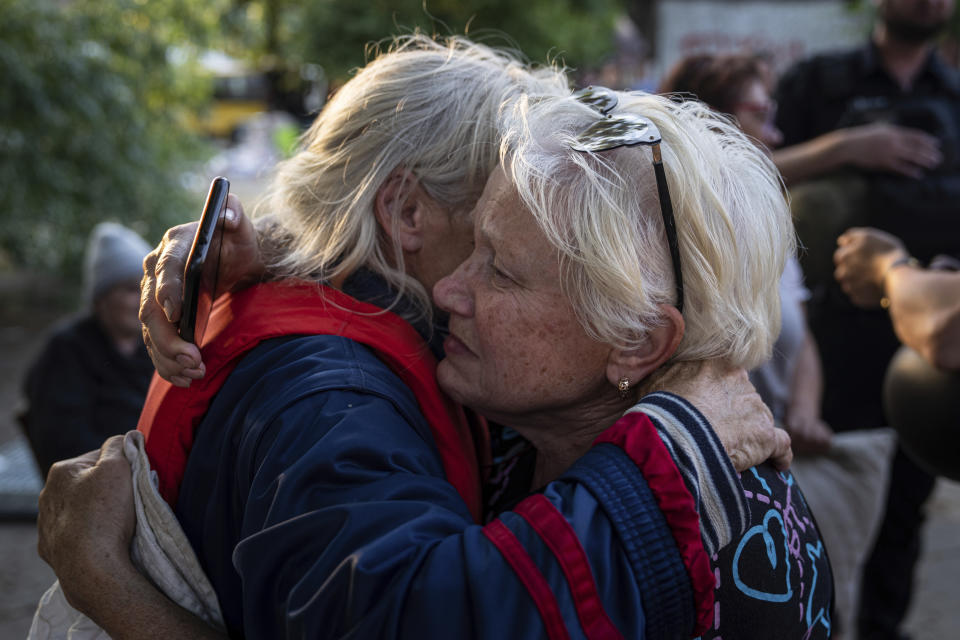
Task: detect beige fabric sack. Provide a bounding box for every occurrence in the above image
[28,431,224,639]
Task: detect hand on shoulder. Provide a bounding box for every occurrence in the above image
[637,359,792,471]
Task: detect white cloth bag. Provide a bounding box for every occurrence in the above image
[28,431,224,639]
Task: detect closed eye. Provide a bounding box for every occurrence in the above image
[491,260,517,286]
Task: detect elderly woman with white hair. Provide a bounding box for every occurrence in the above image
[431,89,832,639]
[35,39,796,640]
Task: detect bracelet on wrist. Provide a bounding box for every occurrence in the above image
[880,255,920,309]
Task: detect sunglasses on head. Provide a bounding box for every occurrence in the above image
[570,86,684,315]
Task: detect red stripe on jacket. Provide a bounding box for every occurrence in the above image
[483,519,571,640]
[595,411,715,636]
[137,280,484,522]
[515,494,623,639]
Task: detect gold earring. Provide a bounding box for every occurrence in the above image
[617,376,630,400]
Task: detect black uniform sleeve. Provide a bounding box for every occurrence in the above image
[775,59,821,147]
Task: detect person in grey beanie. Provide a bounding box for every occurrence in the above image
[19,222,156,477]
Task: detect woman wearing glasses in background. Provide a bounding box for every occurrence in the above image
[34,46,814,640]
[659,54,835,460]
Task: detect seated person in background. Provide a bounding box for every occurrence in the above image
[19,222,154,477]
[835,226,960,370]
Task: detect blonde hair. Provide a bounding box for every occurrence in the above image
[256,35,568,320]
[500,91,794,369]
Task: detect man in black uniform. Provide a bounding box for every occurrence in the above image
[775,1,959,638]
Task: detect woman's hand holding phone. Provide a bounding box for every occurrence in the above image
[140,193,264,387]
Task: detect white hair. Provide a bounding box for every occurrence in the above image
[500,91,795,369]
[256,35,568,320]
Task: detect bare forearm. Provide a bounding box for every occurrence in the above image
[886,268,960,369]
[80,560,224,640]
[787,330,823,417]
[772,131,845,185]
[782,326,832,453]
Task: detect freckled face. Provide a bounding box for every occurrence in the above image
[432,167,613,426]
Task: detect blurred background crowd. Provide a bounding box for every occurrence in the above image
[1,0,958,638]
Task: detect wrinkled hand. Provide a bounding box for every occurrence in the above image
[37,435,135,617]
[638,360,792,471]
[140,194,263,386]
[834,227,909,307]
[839,122,942,178]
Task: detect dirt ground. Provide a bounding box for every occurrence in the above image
[1,273,958,639]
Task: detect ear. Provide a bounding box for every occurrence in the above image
[374,168,426,253]
[606,305,685,388]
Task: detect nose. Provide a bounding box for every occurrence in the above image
[433,259,475,318]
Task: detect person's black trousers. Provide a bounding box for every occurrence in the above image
[857,447,937,640]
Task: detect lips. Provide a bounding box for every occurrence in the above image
[443,331,475,357]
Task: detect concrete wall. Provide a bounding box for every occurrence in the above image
[655,0,871,77]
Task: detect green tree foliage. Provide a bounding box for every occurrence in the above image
[222,0,622,83]
[846,0,960,40]
[303,0,621,80]
[1,0,626,276]
[0,0,220,277]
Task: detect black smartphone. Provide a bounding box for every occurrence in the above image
[180,176,230,344]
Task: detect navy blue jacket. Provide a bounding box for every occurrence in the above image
[174,331,748,639]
